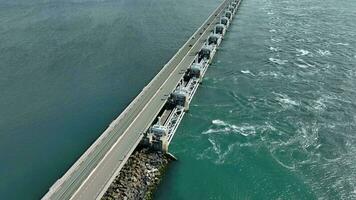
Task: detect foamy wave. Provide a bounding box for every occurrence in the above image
[269,46,280,52]
[201,122,278,164]
[335,42,349,46]
[296,49,310,56]
[295,58,315,69]
[296,64,309,68]
[273,92,300,108]
[208,138,221,155]
[297,121,319,149]
[258,71,280,78]
[216,143,236,164]
[202,127,230,134]
[271,38,282,43]
[241,70,255,76]
[277,97,299,106]
[317,49,331,56]
[201,139,239,165]
[269,57,288,65]
[207,119,256,136]
[212,119,226,126]
[271,152,296,170]
[313,98,327,111]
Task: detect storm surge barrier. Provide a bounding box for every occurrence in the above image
[42,0,242,199]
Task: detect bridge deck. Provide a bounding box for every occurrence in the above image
[42,0,237,199]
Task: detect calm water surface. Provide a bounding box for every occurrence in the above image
[0,0,220,199]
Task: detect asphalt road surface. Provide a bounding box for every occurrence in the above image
[42,0,235,199]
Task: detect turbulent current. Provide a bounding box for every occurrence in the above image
[155,0,356,199]
[0,0,355,199]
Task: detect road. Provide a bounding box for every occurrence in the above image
[42,0,234,199]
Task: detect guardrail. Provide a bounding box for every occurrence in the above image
[42,0,235,199]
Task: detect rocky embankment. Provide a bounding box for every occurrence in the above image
[101,148,170,200]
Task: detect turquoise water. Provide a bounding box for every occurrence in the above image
[1,0,355,199]
[155,0,356,199]
[0,0,221,199]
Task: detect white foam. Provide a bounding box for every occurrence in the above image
[269,57,288,65]
[215,143,237,164]
[271,152,296,170]
[296,58,315,68]
[273,92,300,108]
[208,119,256,136]
[202,127,231,135]
[241,70,255,76]
[271,38,282,43]
[212,119,226,126]
[335,42,349,46]
[297,122,319,149]
[313,98,327,111]
[258,71,280,78]
[277,97,299,106]
[208,138,221,155]
[269,46,280,52]
[317,49,331,56]
[296,49,310,56]
[269,29,277,33]
[296,64,309,68]
[201,139,240,165]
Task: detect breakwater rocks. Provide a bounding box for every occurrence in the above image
[102,148,170,200]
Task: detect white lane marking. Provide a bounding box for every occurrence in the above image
[71,4,230,200]
[49,1,233,200]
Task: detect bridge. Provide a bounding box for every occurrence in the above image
[42,0,241,199]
